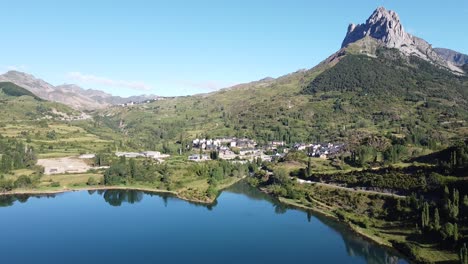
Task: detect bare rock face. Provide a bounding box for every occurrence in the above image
[342,7,463,73]
[434,48,468,66]
[342,7,409,49]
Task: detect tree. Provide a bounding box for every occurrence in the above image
[434,207,441,231]
[210,151,219,160]
[14,175,33,188]
[449,189,460,221]
[0,178,14,192]
[129,159,138,179]
[421,202,430,230]
[444,185,450,200]
[306,157,312,177]
[46,130,57,140]
[1,155,12,173]
[95,153,109,166]
[460,244,468,264]
[441,222,456,241]
[272,169,290,185]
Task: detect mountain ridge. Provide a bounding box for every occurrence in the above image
[0,71,160,110]
[434,48,468,66]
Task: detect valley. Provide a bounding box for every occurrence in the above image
[0,6,467,264]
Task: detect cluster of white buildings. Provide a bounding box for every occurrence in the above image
[192,137,257,150]
[291,142,344,159]
[190,137,274,162]
[189,136,344,162]
[118,98,167,107]
[115,151,170,162]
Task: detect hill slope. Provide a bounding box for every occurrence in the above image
[0,71,159,110]
[0,82,42,100]
[0,82,79,122]
[90,7,467,154]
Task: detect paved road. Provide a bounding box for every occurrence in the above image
[296,178,406,198]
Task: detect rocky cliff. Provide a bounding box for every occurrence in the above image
[341,7,463,73]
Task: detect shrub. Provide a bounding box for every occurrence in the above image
[14,175,33,188]
[87,177,97,186]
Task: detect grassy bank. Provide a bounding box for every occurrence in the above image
[269,183,459,264]
[0,170,245,205]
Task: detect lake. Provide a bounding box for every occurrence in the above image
[0,182,408,264]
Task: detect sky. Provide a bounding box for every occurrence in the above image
[1,0,467,97]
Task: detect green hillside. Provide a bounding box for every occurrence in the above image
[0,82,41,100]
[0,82,79,122]
[92,46,467,156]
[304,49,468,104]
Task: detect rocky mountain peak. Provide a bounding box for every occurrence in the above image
[342,7,409,49]
[341,7,463,74]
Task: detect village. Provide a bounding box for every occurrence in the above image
[188,137,345,163]
[37,138,344,176]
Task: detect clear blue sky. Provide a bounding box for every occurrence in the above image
[1,0,467,97]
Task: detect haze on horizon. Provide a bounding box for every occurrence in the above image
[2,0,467,97]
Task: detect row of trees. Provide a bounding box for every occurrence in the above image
[420,188,468,248]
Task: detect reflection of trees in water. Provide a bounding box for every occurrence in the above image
[102,190,144,206]
[342,233,402,264]
[229,181,405,264]
[99,189,218,210]
[227,181,276,203]
[227,181,288,214]
[0,194,56,207]
[0,196,16,207]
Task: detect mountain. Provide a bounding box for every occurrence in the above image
[0,81,42,100]
[0,71,159,110]
[341,7,464,74]
[0,82,79,122]
[434,48,468,66]
[95,7,467,152]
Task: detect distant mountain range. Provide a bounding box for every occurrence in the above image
[0,71,160,110]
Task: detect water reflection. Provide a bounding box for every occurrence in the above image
[226,181,406,264]
[0,194,56,207]
[102,190,144,206]
[0,183,407,264]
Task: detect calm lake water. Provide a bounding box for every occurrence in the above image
[0,182,408,264]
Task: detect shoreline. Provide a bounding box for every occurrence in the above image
[276,196,417,263]
[0,176,246,205]
[0,179,416,263]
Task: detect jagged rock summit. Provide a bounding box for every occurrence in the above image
[341,7,463,73]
